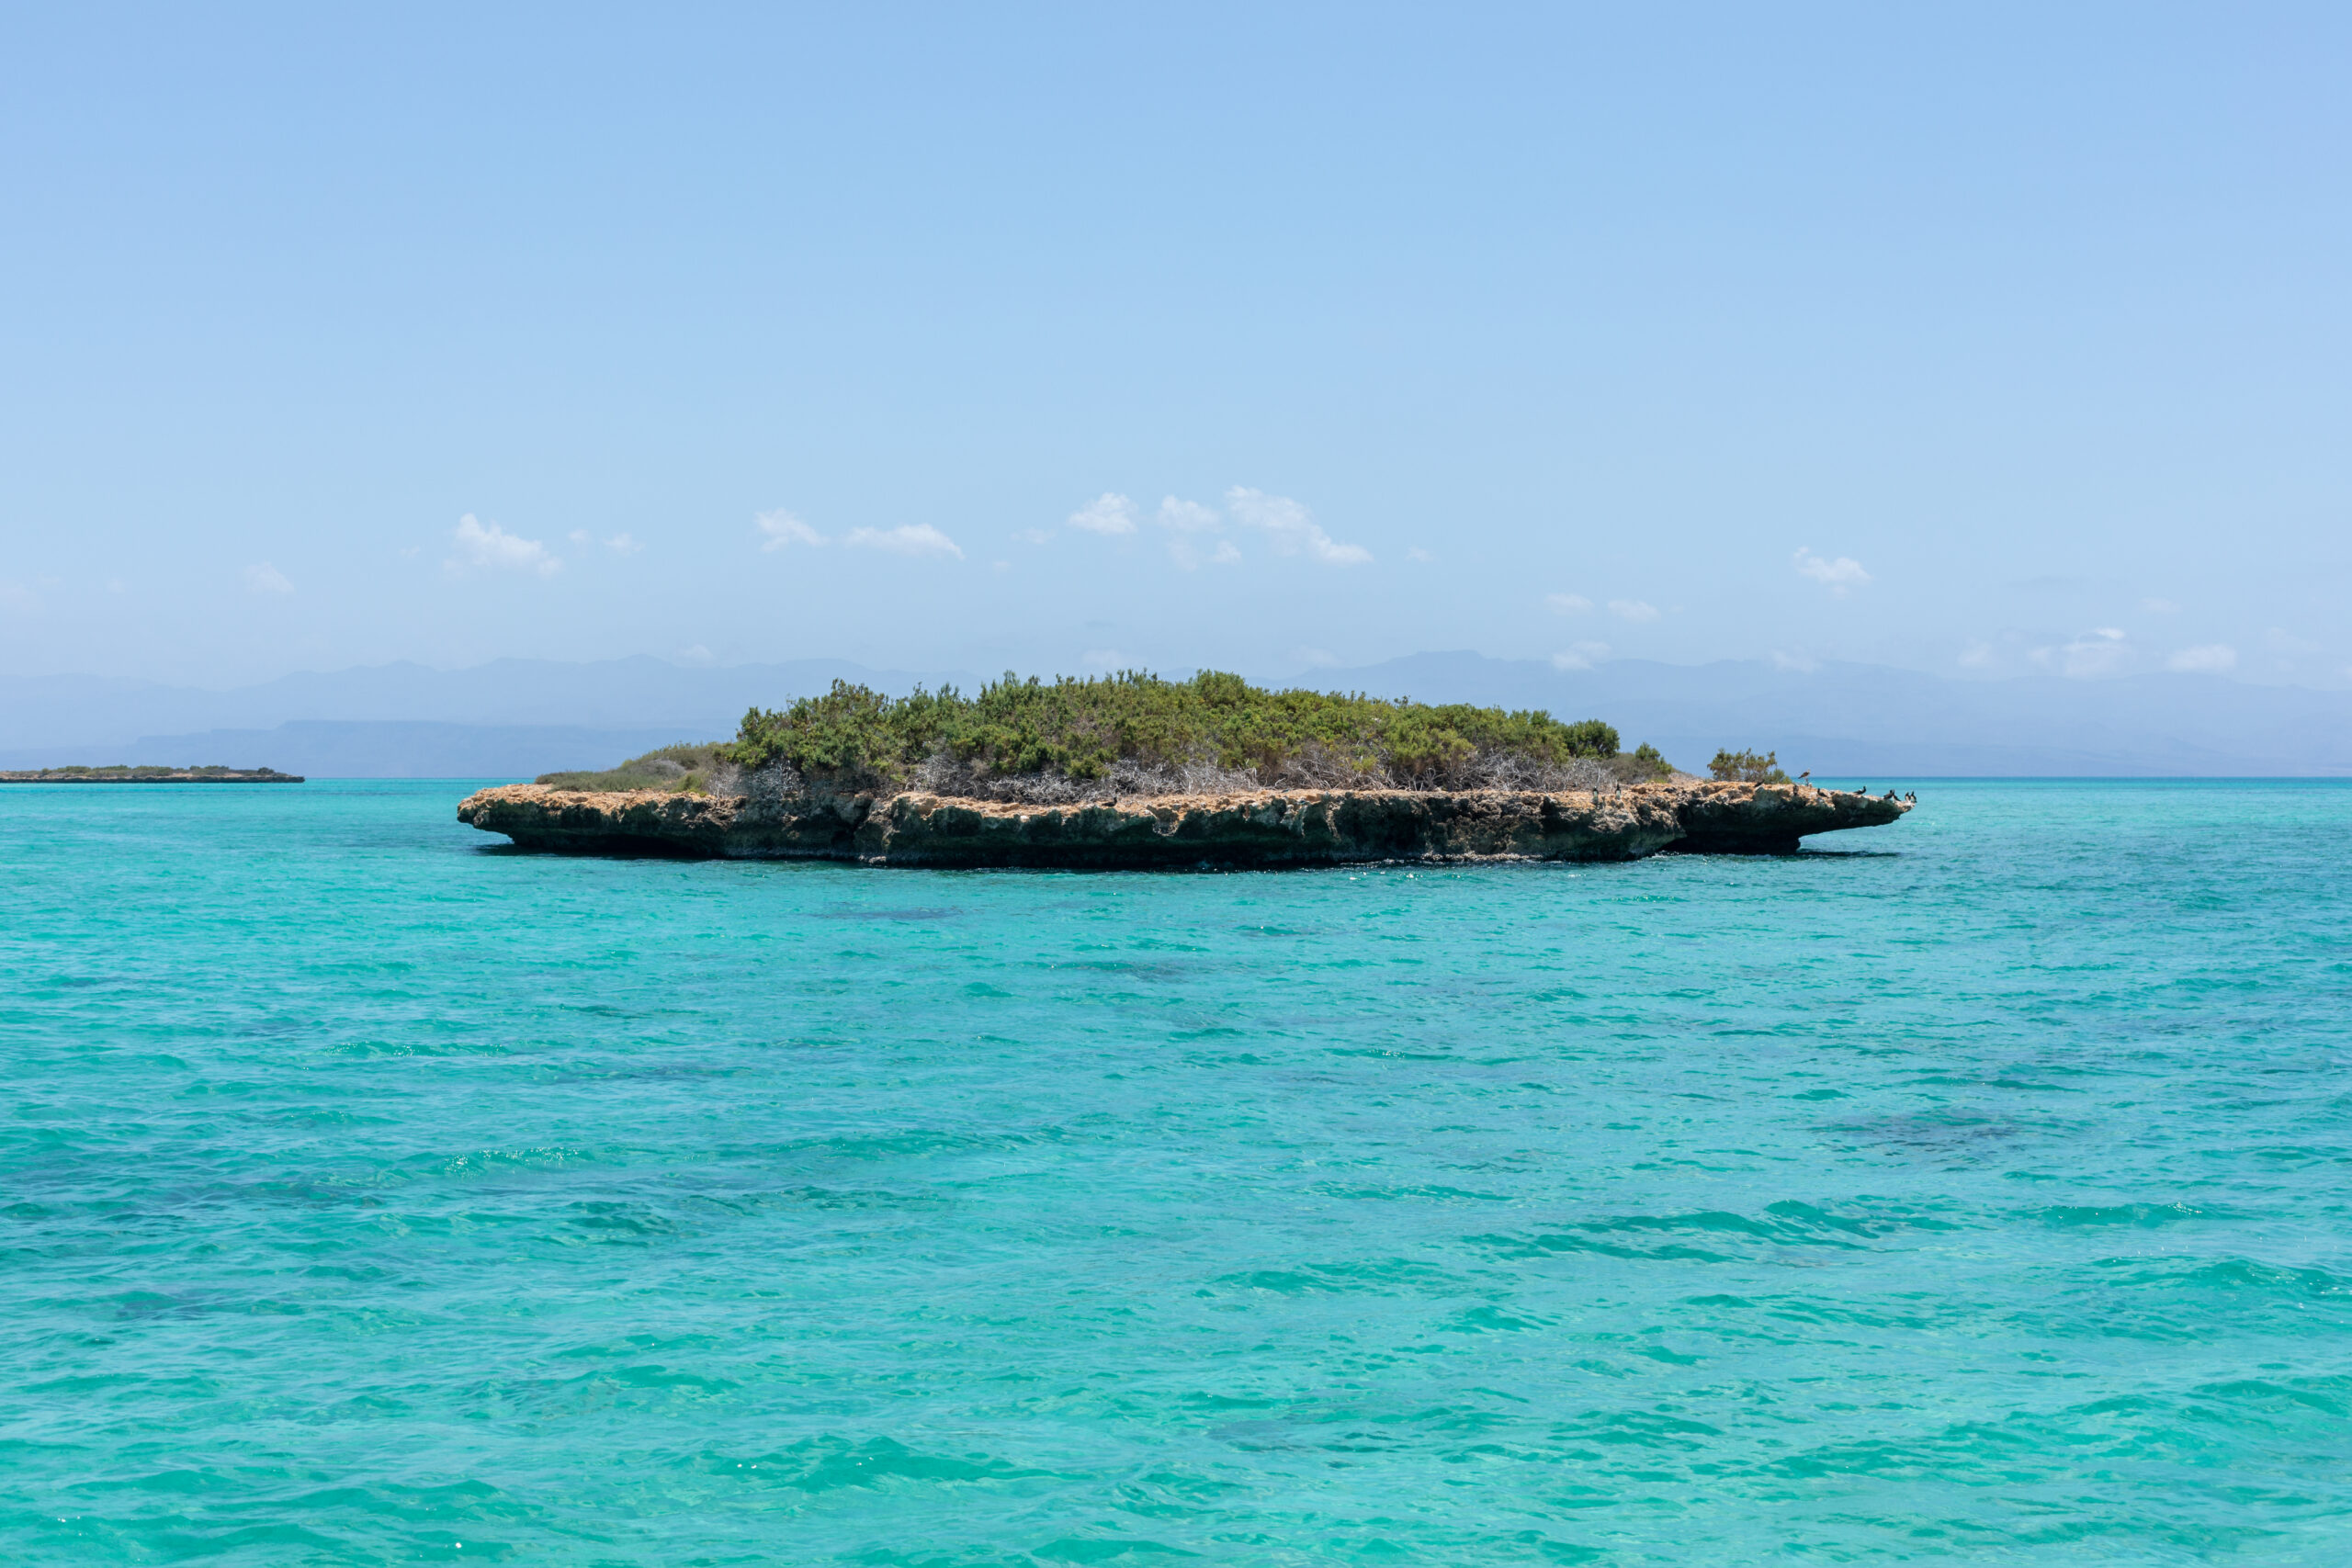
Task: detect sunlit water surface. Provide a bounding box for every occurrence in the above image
[3,780,2348,1565]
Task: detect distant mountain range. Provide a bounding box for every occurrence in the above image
[1328,653,2352,779]
[1,652,2346,778]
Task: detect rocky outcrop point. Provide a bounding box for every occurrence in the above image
[457,778,1909,866]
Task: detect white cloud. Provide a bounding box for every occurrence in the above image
[1406,547,1434,563]
[843,524,964,559]
[1793,547,1871,595]
[2034,626,2132,678]
[1958,640,1996,669]
[1080,648,1126,670]
[1297,647,1341,668]
[1068,493,1138,536]
[2267,627,2322,656]
[1545,592,1591,615]
[676,644,714,665]
[2166,643,2237,673]
[1551,640,1611,671]
[447,514,560,578]
[1167,536,1244,570]
[605,532,643,555]
[244,562,294,595]
[2142,597,2179,614]
[1771,650,1819,672]
[1151,497,1231,569]
[757,509,827,549]
[1608,599,1660,623]
[1225,487,1371,566]
[1014,527,1052,546]
[1156,497,1222,533]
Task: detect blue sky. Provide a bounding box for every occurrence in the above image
[3,3,2346,689]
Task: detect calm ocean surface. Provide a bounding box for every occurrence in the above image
[3,780,2348,1565]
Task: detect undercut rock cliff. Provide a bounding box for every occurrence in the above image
[457,778,1909,866]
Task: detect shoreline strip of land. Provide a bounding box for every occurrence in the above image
[0,767,304,784]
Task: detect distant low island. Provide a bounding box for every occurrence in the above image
[459,671,1909,866]
[0,765,304,784]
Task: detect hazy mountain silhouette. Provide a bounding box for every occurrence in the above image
[1317,653,2352,776]
[3,652,2346,776]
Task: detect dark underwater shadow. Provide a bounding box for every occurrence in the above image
[469,840,706,860]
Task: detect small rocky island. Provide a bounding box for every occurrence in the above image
[2,765,304,784]
[458,672,1909,867]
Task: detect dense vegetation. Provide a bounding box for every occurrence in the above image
[537,743,733,794]
[1708,748,1791,784]
[728,671,1647,797]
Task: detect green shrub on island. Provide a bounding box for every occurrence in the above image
[536,742,734,794]
[533,674,1692,801]
[731,671,1646,798]
[1626,743,1673,782]
[1708,748,1790,784]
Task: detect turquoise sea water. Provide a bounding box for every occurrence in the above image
[3,780,2349,1565]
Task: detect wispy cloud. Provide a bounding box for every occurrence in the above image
[1151,497,1234,570]
[447,514,560,578]
[2166,643,2236,672]
[1771,650,1819,672]
[1225,488,1371,566]
[1793,547,1870,595]
[1958,640,1996,669]
[1013,527,1052,546]
[1406,547,1434,564]
[1607,599,1660,623]
[2141,597,2179,614]
[1156,497,1222,533]
[1068,493,1138,536]
[243,562,294,595]
[2267,627,2321,657]
[574,529,645,555]
[757,509,827,549]
[1551,640,1611,671]
[1545,592,1591,615]
[1167,536,1243,570]
[1080,648,1126,670]
[843,524,964,559]
[2034,626,2132,678]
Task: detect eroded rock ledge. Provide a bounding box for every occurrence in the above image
[457,778,1909,867]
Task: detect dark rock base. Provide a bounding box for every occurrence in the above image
[458,779,1909,867]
